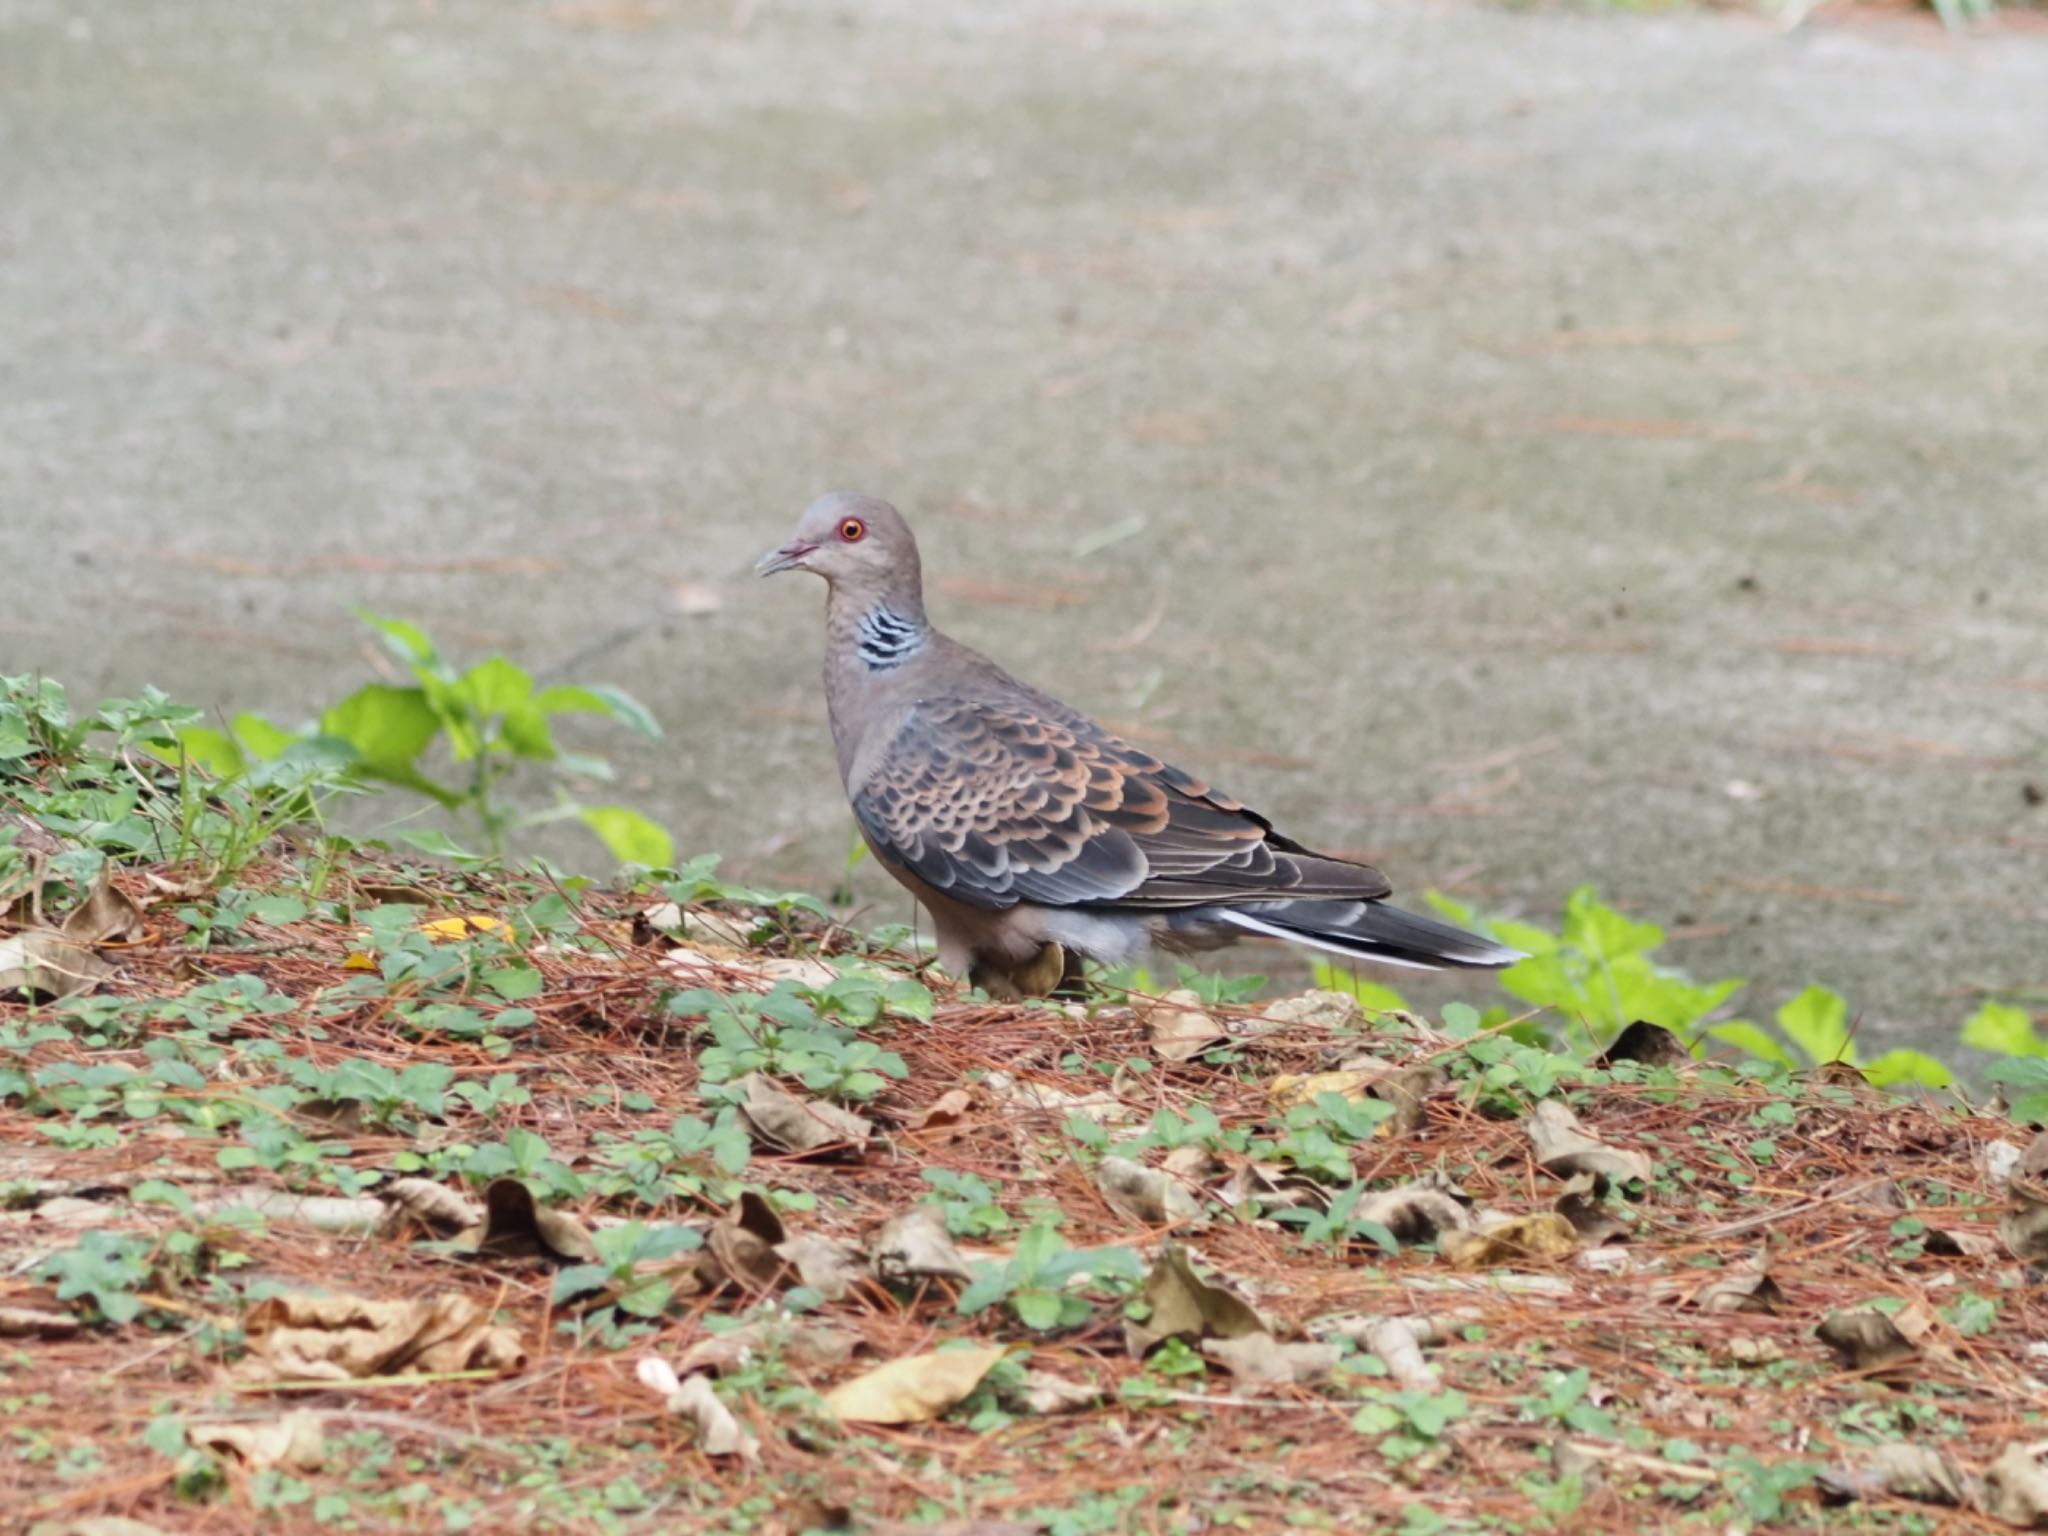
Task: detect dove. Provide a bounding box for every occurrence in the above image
[758,493,1522,997]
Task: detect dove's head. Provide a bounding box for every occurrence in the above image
[757,492,923,608]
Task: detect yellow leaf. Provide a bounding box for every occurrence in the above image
[1268,1069,1379,1111]
[419,915,505,940]
[821,1345,1009,1424]
[343,952,377,971]
[1441,1212,1579,1271]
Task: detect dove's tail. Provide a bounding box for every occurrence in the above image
[1216,899,1525,972]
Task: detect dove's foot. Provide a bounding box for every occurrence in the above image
[970,941,1072,1001]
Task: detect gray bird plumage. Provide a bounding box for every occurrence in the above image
[759,492,1523,996]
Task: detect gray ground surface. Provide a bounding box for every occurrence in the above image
[4,0,2045,1053]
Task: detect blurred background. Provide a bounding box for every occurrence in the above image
[3,0,2044,1053]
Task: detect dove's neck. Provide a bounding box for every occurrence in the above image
[825,580,931,780]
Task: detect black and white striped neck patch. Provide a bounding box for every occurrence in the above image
[855,605,926,670]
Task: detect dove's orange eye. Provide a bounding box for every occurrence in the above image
[838,517,867,542]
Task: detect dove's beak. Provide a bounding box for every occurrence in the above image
[755,540,817,577]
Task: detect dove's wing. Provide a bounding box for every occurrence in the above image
[849,694,1392,913]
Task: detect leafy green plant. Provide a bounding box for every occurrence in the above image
[660,855,831,924]
[1420,887,1957,1090]
[1097,960,1267,1007]
[1260,1093,1396,1183]
[920,1168,1012,1238]
[1519,1367,1615,1437]
[1,677,356,881]
[551,1221,703,1317]
[1272,1180,1402,1255]
[1431,885,1743,1050]
[596,1113,752,1207]
[1709,985,1951,1090]
[676,983,909,1104]
[282,1057,457,1131]
[1721,1454,1820,1525]
[1108,1101,1247,1163]
[1982,1051,2048,1125]
[461,1127,586,1201]
[801,968,935,1027]
[36,1231,155,1324]
[1443,1000,1592,1112]
[1963,1000,2048,1057]
[955,1222,1144,1330]
[240,614,669,865]
[142,1413,226,1502]
[1117,1336,1207,1407]
[1350,1386,1470,1463]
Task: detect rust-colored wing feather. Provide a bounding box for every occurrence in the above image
[851,695,1392,913]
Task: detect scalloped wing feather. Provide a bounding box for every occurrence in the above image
[850,696,1393,913]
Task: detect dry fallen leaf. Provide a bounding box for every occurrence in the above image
[236,1293,525,1385]
[911,1086,976,1132]
[1000,1368,1101,1415]
[1526,1099,1652,1186]
[1985,1442,2048,1527]
[1161,1144,1221,1184]
[0,1304,80,1339]
[1923,1226,1999,1260]
[459,1179,600,1264]
[190,1409,326,1472]
[1441,1212,1579,1271]
[821,1345,1010,1425]
[1693,1271,1785,1315]
[0,929,112,1002]
[1095,1156,1203,1229]
[1372,1061,1445,1137]
[983,1071,1130,1126]
[1593,1021,1691,1068]
[1316,1314,1447,1389]
[2002,1153,2048,1263]
[1219,1160,1327,1214]
[1145,988,1226,1062]
[674,1318,859,1378]
[1721,1334,1785,1367]
[1124,1245,1267,1355]
[1554,1173,1633,1245]
[1201,1331,1341,1385]
[737,1073,872,1155]
[1266,1057,1443,1135]
[380,1178,484,1240]
[774,1233,867,1302]
[62,871,144,945]
[1354,1184,1472,1244]
[1255,988,1367,1036]
[0,809,69,861]
[697,1192,789,1294]
[1817,1441,1970,1508]
[1815,1308,1919,1376]
[870,1204,974,1284]
[640,902,754,950]
[753,955,840,989]
[636,1357,760,1459]
[1821,1173,1905,1212]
